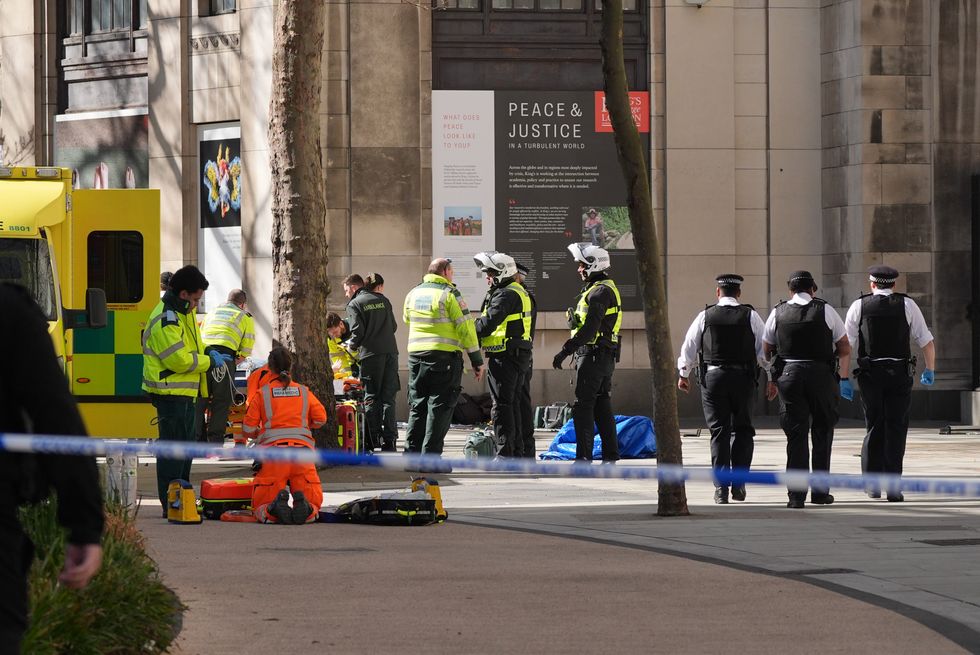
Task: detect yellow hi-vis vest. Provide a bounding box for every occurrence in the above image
[329,337,356,379]
[202,302,255,357]
[571,278,622,345]
[403,273,480,357]
[142,301,210,398]
[480,281,532,353]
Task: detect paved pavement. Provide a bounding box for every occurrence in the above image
[134,423,980,653]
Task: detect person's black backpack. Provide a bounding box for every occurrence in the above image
[453,392,484,425]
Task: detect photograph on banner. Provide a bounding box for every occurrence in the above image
[200,138,243,229]
[444,206,484,237]
[581,206,633,250]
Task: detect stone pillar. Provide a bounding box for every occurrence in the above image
[0,1,38,165]
[346,0,425,358]
[148,0,193,273]
[239,0,275,358]
[324,0,351,306]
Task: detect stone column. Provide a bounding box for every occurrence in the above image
[148,0,193,273]
[239,0,276,358]
[0,1,38,165]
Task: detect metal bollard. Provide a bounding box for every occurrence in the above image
[103,441,138,508]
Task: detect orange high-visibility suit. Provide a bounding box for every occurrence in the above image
[243,379,327,523]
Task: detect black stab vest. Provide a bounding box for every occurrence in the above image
[858,293,911,359]
[774,299,834,360]
[701,304,756,365]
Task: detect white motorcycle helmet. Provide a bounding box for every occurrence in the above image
[473,251,517,280]
[567,242,611,276]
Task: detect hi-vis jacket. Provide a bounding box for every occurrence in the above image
[476,280,532,354]
[242,379,327,449]
[202,302,255,357]
[569,276,622,348]
[403,273,484,368]
[329,337,356,379]
[142,292,210,398]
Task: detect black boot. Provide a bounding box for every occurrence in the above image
[267,488,294,524]
[291,490,313,524]
[713,487,729,504]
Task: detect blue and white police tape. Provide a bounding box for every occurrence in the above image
[2,432,980,498]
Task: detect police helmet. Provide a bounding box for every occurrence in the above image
[567,243,610,275]
[473,251,517,279]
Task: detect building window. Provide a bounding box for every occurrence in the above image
[90,0,132,32]
[65,0,147,35]
[440,0,481,8]
[210,0,237,14]
[594,0,639,11]
[490,0,584,8]
[87,231,144,304]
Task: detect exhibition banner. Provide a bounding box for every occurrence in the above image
[432,90,649,312]
[197,123,243,313]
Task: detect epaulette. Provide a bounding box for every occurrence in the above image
[244,310,253,317]
[162,310,179,326]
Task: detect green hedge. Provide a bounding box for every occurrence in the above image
[19,501,183,654]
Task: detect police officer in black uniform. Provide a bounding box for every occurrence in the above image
[474,252,533,458]
[346,272,401,451]
[842,265,936,501]
[677,274,767,503]
[763,271,850,508]
[515,262,538,458]
[552,243,621,463]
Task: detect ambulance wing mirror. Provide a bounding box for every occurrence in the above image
[85,288,107,329]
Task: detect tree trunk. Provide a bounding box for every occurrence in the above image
[268,0,336,448]
[599,1,689,516]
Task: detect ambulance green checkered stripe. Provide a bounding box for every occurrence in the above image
[73,311,116,354]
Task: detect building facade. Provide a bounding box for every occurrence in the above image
[1,0,978,420]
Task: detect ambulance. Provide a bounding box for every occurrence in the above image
[0,166,160,438]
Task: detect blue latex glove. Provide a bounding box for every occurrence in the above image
[209,351,233,369]
[920,368,934,386]
[839,378,854,401]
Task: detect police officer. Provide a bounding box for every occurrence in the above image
[403,258,485,461]
[197,289,255,443]
[515,262,538,458]
[677,274,767,504]
[143,265,232,514]
[346,272,401,452]
[842,265,935,501]
[552,243,621,463]
[474,252,532,458]
[326,312,357,379]
[763,271,850,509]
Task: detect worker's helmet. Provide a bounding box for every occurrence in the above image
[473,251,517,280]
[567,243,610,275]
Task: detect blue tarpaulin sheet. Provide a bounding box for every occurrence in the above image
[538,415,657,460]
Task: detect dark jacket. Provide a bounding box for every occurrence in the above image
[567,272,618,350]
[346,288,398,359]
[0,283,103,545]
[475,279,531,351]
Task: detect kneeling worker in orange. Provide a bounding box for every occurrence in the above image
[243,348,327,524]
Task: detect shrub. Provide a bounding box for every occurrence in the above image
[19,500,183,654]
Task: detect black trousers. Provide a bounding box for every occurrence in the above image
[857,363,913,480]
[195,345,236,443]
[405,352,463,455]
[0,506,31,655]
[518,358,536,458]
[776,361,838,499]
[359,353,401,450]
[701,367,756,490]
[572,347,619,462]
[152,395,197,508]
[488,350,530,457]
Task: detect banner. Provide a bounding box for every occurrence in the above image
[197,123,243,313]
[432,90,648,312]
